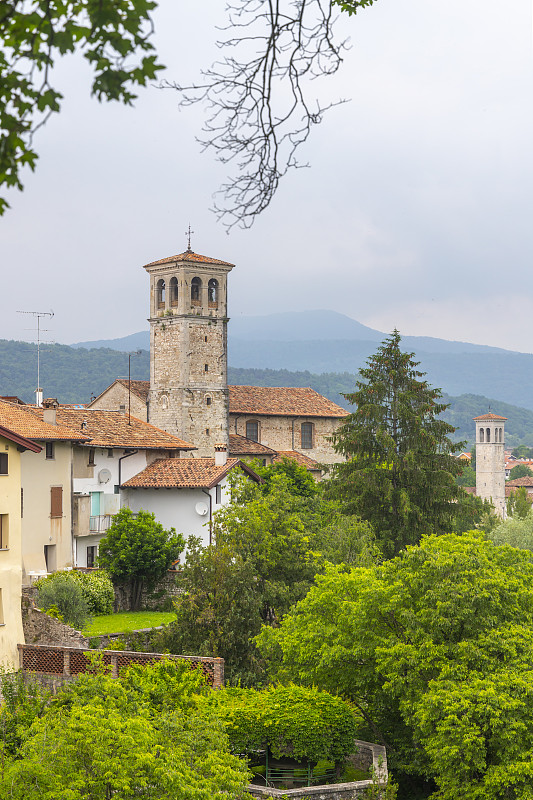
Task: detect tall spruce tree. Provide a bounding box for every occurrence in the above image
[329,331,464,556]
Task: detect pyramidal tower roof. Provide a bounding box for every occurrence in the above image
[143,250,234,268]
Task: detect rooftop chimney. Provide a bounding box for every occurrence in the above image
[42,398,59,425]
[35,388,43,408]
[214,443,227,466]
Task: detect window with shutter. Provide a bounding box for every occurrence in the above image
[50,486,63,518]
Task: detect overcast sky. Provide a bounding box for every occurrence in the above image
[1,0,533,353]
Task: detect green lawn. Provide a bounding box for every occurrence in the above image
[83,611,176,636]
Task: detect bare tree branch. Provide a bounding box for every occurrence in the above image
[163,0,353,230]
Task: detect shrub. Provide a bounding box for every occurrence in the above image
[36,574,90,630]
[209,684,362,763]
[70,570,114,615]
[35,570,114,616]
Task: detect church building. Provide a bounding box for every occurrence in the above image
[89,244,348,468]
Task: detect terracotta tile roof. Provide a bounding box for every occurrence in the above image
[506,476,533,487]
[272,451,322,470]
[0,400,90,442]
[122,457,260,489]
[0,396,26,405]
[29,407,195,450]
[506,485,533,499]
[115,379,150,402]
[228,386,348,418]
[0,424,42,453]
[462,487,477,495]
[229,433,276,456]
[473,413,508,421]
[143,250,234,268]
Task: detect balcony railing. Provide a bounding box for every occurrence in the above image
[89,515,113,533]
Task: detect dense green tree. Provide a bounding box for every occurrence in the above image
[257,533,533,799]
[252,456,319,498]
[156,538,264,686]
[157,474,380,684]
[488,510,533,551]
[36,572,90,629]
[509,463,533,481]
[328,331,465,556]
[214,472,322,623]
[512,445,533,459]
[98,507,184,610]
[455,462,476,487]
[0,0,164,214]
[506,486,532,519]
[0,659,250,799]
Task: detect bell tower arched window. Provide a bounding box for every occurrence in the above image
[191,277,202,305]
[486,428,491,443]
[208,278,219,307]
[170,277,178,307]
[480,428,484,443]
[156,279,165,309]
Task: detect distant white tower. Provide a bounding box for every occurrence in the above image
[473,413,507,518]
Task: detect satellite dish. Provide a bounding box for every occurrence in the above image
[98,469,112,484]
[195,501,208,516]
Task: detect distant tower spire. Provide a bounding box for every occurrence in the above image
[185,224,194,252]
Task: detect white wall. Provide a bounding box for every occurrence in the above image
[121,476,232,548]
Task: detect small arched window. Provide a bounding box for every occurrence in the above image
[246,420,259,442]
[499,427,503,442]
[480,428,484,443]
[486,428,491,443]
[208,278,219,307]
[170,277,178,307]
[156,279,165,309]
[301,422,314,449]
[191,277,202,304]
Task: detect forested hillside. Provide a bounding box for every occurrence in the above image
[2,339,532,446]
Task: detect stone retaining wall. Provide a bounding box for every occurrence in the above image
[21,593,89,648]
[247,740,388,800]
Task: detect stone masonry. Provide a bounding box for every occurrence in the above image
[144,249,234,457]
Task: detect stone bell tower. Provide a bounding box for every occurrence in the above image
[473,412,507,518]
[143,243,234,457]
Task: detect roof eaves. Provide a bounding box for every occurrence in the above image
[0,425,42,453]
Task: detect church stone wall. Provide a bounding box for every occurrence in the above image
[231,414,341,465]
[90,384,147,421]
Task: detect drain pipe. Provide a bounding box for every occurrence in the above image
[118,449,138,495]
[202,488,213,545]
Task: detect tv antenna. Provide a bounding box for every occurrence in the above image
[17,310,54,405]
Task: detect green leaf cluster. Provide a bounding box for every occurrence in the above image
[36,572,90,629]
[0,659,250,800]
[98,507,184,610]
[0,0,164,213]
[509,463,533,481]
[208,684,361,763]
[257,533,533,799]
[36,568,114,615]
[506,486,532,520]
